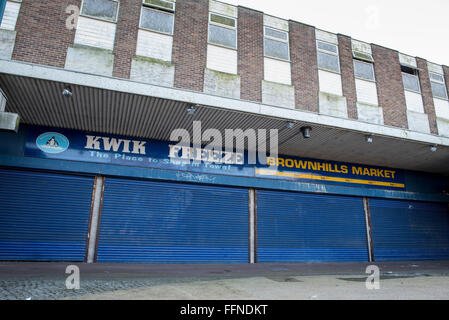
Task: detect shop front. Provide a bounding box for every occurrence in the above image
[0,125,448,263]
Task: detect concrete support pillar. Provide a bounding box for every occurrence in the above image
[0,88,19,132]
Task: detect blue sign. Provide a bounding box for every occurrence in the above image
[24,126,406,190]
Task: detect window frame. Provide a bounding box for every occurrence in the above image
[80,0,120,23]
[207,12,237,50]
[352,50,374,63]
[429,72,448,100]
[139,5,175,35]
[316,40,340,74]
[263,26,290,62]
[353,59,376,82]
[401,69,421,94]
[142,0,175,13]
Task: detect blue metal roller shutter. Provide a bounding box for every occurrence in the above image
[97,178,249,263]
[0,168,94,261]
[369,199,449,261]
[257,190,369,262]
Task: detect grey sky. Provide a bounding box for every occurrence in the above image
[224,0,449,66]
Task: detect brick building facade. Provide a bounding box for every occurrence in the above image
[1,0,448,135]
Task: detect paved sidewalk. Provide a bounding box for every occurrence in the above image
[1,261,448,300]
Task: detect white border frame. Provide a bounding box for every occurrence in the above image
[353,59,376,82]
[429,72,448,100]
[80,0,120,23]
[142,0,175,13]
[402,72,421,94]
[207,12,237,50]
[352,50,374,63]
[316,40,340,74]
[263,26,290,62]
[139,6,175,36]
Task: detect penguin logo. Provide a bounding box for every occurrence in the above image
[46,137,59,147]
[36,132,69,154]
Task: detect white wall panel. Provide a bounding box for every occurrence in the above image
[207,44,237,74]
[263,15,288,31]
[434,98,449,120]
[405,90,424,113]
[355,79,378,106]
[264,57,291,85]
[319,70,342,96]
[427,62,444,75]
[407,110,430,134]
[75,16,116,50]
[315,29,338,45]
[399,53,417,68]
[0,1,21,31]
[136,29,173,62]
[351,39,372,54]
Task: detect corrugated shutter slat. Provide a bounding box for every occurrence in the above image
[0,168,93,261]
[257,190,369,262]
[370,199,449,261]
[97,178,249,263]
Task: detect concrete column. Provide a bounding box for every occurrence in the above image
[0,88,19,132]
[0,88,6,112]
[87,176,105,263]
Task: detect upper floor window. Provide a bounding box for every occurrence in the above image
[140,0,175,35]
[264,27,289,61]
[353,60,375,81]
[208,13,237,49]
[401,65,420,93]
[81,0,119,22]
[429,72,448,100]
[317,40,340,73]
